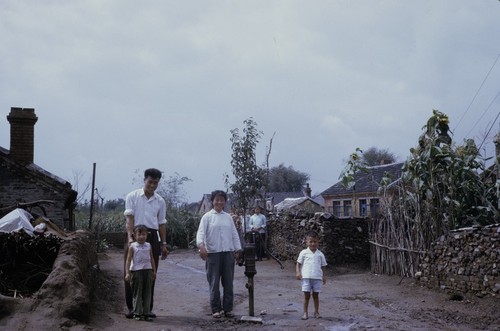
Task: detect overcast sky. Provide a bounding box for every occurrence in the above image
[1,1,499,204]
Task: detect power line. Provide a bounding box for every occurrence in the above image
[478,98,500,149]
[454,53,500,132]
[466,90,500,139]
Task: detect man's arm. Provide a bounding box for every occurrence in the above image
[125,215,135,245]
[150,246,157,279]
[124,246,134,282]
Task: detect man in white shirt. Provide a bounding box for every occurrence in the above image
[123,168,168,319]
[249,206,267,261]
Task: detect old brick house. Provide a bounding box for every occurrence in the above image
[320,162,404,219]
[0,107,77,230]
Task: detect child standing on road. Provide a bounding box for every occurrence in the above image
[296,230,327,320]
[125,225,157,321]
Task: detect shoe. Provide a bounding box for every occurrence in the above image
[146,312,156,318]
[224,311,235,318]
[314,312,321,319]
[301,313,308,320]
[144,316,154,322]
[133,314,143,321]
[125,310,134,319]
[212,311,222,319]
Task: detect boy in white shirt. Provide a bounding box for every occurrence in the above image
[296,230,327,320]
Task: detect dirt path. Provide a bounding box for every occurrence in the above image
[84,248,499,331]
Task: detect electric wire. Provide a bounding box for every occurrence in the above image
[477,102,500,151]
[466,90,500,139]
[454,53,500,132]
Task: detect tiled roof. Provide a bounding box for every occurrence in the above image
[320,162,404,196]
[0,147,74,189]
[265,191,305,205]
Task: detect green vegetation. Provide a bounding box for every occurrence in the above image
[225,117,264,212]
[75,172,200,250]
[343,110,498,268]
[267,163,310,192]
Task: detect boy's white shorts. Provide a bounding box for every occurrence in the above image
[301,278,322,293]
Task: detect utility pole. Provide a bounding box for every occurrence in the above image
[88,162,96,229]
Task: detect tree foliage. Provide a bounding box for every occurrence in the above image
[267,163,310,192]
[156,172,192,210]
[226,118,264,212]
[362,147,397,166]
[339,148,369,190]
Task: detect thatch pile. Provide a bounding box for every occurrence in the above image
[0,231,63,297]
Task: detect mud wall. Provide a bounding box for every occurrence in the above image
[417,224,499,297]
[267,213,370,267]
[0,230,98,329]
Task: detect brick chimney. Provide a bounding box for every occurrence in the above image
[305,183,312,197]
[7,107,38,164]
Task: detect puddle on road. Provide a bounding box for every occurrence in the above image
[324,322,358,331]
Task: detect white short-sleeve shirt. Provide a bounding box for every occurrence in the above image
[297,247,327,279]
[124,188,167,230]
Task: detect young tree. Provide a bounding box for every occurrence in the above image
[226,118,264,213]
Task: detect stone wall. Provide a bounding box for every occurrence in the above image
[417,224,500,297]
[267,213,370,267]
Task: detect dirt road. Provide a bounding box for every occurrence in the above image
[86,248,499,331]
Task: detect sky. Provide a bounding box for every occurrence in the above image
[1,1,499,204]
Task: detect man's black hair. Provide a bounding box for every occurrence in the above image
[144,168,162,179]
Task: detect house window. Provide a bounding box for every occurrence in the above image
[359,199,367,217]
[332,201,341,217]
[370,198,379,218]
[343,200,352,218]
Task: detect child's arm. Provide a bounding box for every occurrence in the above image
[321,266,326,284]
[124,246,134,282]
[295,262,302,280]
[150,246,157,280]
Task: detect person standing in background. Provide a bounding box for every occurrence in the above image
[249,206,267,261]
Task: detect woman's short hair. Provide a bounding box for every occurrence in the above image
[211,190,227,202]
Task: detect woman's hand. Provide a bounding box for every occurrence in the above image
[199,245,208,260]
